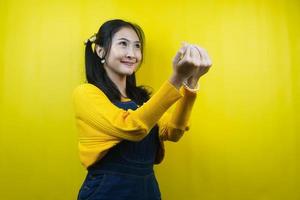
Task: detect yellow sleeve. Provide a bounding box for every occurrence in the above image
[73,81,183,142]
[158,86,197,142]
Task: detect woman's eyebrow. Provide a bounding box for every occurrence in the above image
[117,38,140,43]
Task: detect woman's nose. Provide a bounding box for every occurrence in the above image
[126,47,135,58]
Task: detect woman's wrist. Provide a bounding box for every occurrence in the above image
[186,76,199,89]
[181,76,200,92]
[169,73,184,90]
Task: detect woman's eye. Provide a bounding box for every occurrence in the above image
[135,44,141,49]
[119,41,127,46]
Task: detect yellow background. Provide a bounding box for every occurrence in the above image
[0,0,299,199]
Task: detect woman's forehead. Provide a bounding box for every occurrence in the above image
[113,27,140,42]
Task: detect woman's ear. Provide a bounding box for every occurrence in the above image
[95,45,105,59]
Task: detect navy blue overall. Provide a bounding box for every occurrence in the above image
[77,100,162,200]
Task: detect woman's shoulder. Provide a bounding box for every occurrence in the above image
[72,83,107,100]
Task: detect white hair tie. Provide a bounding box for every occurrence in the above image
[84,33,97,45]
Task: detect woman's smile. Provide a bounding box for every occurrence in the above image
[120,59,137,67]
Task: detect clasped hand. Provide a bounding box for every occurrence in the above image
[172,42,212,89]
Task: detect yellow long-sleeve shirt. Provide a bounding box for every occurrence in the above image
[72,81,197,168]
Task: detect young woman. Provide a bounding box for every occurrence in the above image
[73,19,212,200]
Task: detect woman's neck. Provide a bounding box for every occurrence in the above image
[104,67,127,97]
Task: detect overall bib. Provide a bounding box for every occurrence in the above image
[77,100,162,200]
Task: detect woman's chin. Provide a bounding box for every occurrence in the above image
[121,69,135,76]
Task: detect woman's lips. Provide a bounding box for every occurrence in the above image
[120,61,136,66]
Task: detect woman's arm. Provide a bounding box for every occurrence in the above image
[73,80,183,142]
[158,86,197,142]
[158,44,212,142]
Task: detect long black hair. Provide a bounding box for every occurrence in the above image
[85,19,151,105]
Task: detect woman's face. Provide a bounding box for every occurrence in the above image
[104,27,142,76]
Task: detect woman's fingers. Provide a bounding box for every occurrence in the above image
[191,45,202,66]
[173,45,188,64]
[201,48,212,67]
[193,45,212,67]
[179,44,200,66]
[192,45,204,63]
[178,45,190,65]
[173,49,183,64]
[189,45,196,58]
[190,45,201,66]
[185,45,191,60]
